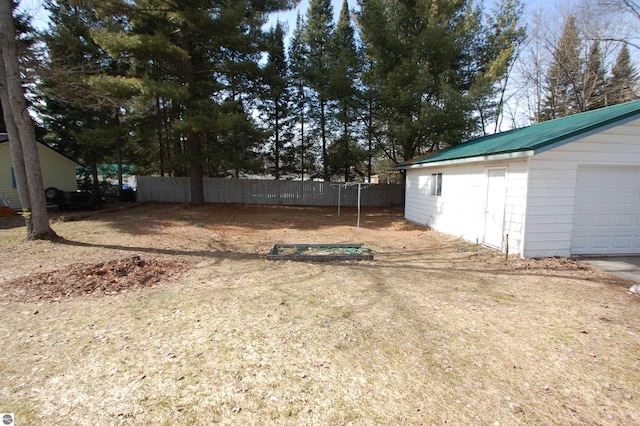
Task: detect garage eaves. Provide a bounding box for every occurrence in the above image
[396,99,640,170]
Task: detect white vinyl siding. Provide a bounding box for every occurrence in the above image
[403,116,640,258]
[523,117,640,257]
[503,165,528,254]
[404,159,528,254]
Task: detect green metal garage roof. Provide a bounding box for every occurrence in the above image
[397,100,640,169]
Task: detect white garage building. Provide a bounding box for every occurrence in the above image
[397,100,640,258]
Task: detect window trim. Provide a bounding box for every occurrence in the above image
[430,172,442,197]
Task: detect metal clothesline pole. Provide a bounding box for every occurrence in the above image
[357,183,361,228]
[332,182,374,228]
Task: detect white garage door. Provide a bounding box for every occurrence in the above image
[572,166,640,255]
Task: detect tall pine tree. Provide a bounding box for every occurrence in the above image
[261,21,293,179]
[304,0,334,180]
[40,0,126,194]
[607,44,639,104]
[327,0,361,181]
[56,0,299,204]
[288,12,315,180]
[358,0,523,162]
[541,15,583,121]
[583,41,607,110]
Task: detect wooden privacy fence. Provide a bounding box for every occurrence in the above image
[137,176,404,207]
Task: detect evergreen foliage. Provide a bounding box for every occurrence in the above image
[327,0,361,181]
[40,0,297,204]
[22,0,610,186]
[261,22,294,180]
[541,15,583,121]
[287,12,317,180]
[303,0,335,180]
[286,13,307,179]
[608,44,639,104]
[357,0,525,162]
[538,15,639,122]
[583,41,608,111]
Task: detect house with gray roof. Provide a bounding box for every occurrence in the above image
[396,100,640,258]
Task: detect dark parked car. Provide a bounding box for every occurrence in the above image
[45,187,100,210]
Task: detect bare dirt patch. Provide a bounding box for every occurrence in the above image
[0,203,638,425]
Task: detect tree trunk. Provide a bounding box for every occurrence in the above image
[188,130,204,205]
[343,115,349,182]
[181,21,204,205]
[156,96,165,177]
[88,162,98,199]
[300,89,305,181]
[367,99,373,181]
[0,69,31,233]
[0,0,57,240]
[274,101,280,180]
[320,98,328,181]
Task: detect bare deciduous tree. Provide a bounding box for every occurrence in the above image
[510,0,640,125]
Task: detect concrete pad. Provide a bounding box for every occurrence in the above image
[578,256,640,283]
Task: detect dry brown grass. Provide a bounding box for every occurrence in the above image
[0,203,639,425]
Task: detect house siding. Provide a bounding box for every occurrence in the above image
[0,143,13,207]
[404,159,528,254]
[504,164,528,254]
[523,117,640,257]
[0,142,79,210]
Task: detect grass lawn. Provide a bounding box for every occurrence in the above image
[0,203,638,425]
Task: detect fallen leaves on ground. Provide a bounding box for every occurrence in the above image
[0,256,189,303]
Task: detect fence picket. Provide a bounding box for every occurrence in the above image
[136,177,404,207]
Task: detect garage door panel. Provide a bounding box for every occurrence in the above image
[591,236,611,249]
[613,236,633,249]
[587,170,614,187]
[593,215,612,226]
[571,167,640,255]
[617,169,640,184]
[617,193,636,205]
[615,214,634,227]
[595,193,615,205]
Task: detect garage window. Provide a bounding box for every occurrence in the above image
[430,173,442,196]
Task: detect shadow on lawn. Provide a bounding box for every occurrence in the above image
[55,202,408,236]
[342,249,636,288]
[0,215,25,230]
[56,237,262,262]
[57,236,630,288]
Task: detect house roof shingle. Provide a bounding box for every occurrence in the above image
[397,100,640,169]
